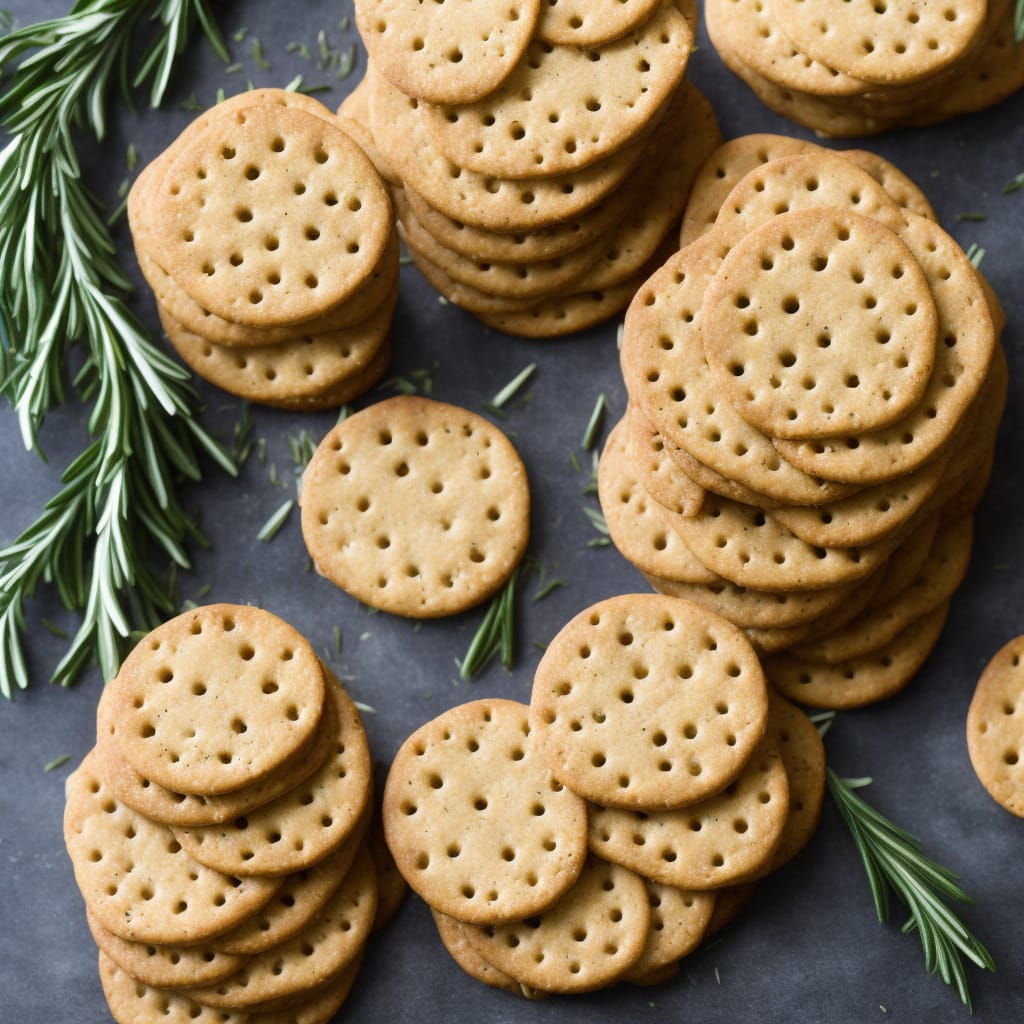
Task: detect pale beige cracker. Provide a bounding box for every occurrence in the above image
[394,187,609,299]
[300,396,529,617]
[765,600,950,708]
[184,847,376,1009]
[704,882,757,936]
[336,75,401,185]
[644,571,865,630]
[598,418,720,585]
[432,910,537,997]
[355,0,541,105]
[87,909,246,990]
[790,515,972,665]
[64,750,281,945]
[135,230,399,349]
[770,0,987,86]
[367,65,651,233]
[707,0,869,98]
[174,674,372,877]
[627,961,681,986]
[368,810,407,931]
[967,635,1024,818]
[745,622,814,657]
[461,857,650,993]
[537,0,662,46]
[589,736,790,888]
[757,693,825,873]
[152,104,392,327]
[246,957,364,1023]
[264,338,392,413]
[158,287,395,407]
[382,699,588,925]
[623,881,715,980]
[621,229,860,506]
[99,953,248,1024]
[771,442,951,549]
[875,512,940,596]
[213,805,371,954]
[531,593,768,810]
[95,673,334,828]
[425,1,692,178]
[702,208,937,440]
[841,150,936,221]
[680,134,819,247]
[575,83,722,292]
[476,277,641,337]
[670,491,903,593]
[108,604,325,797]
[774,214,995,484]
[627,407,705,518]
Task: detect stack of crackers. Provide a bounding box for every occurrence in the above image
[63,604,401,1023]
[129,89,399,410]
[384,595,825,994]
[609,138,1007,710]
[707,0,1024,136]
[340,0,722,337]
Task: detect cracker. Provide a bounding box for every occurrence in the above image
[744,621,814,656]
[702,208,938,439]
[627,407,705,518]
[765,600,950,708]
[354,0,541,105]
[300,397,530,617]
[703,882,757,936]
[621,229,860,505]
[432,910,535,997]
[245,958,363,1023]
[424,2,692,178]
[212,805,371,954]
[790,515,973,665]
[158,287,395,407]
[875,512,940,597]
[95,676,334,828]
[774,214,995,484]
[336,76,401,186]
[108,604,325,797]
[184,847,376,1009]
[966,635,1024,818]
[537,0,662,46]
[382,699,589,925]
[589,735,790,888]
[86,909,246,990]
[64,750,281,945]
[623,881,715,980]
[841,149,936,221]
[460,857,651,993]
[367,65,650,233]
[770,0,987,85]
[368,810,407,931]
[152,103,392,326]
[598,418,720,585]
[173,674,373,877]
[530,593,769,810]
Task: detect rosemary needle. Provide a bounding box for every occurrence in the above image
[490,363,537,409]
[581,392,608,451]
[257,499,294,541]
[459,565,523,679]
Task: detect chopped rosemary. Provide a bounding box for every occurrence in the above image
[336,404,353,424]
[582,450,600,497]
[225,61,243,73]
[180,90,204,111]
[333,625,342,658]
[581,393,608,450]
[257,499,294,541]
[125,142,138,172]
[41,618,69,639]
[490,363,537,409]
[231,403,254,466]
[337,44,355,80]
[249,35,270,71]
[583,506,610,536]
[532,578,567,602]
[232,26,248,43]
[43,754,71,772]
[568,448,581,472]
[955,212,987,222]
[459,565,523,679]
[965,244,985,269]
[1016,0,1023,44]
[0,10,13,33]
[286,41,312,61]
[1002,171,1024,194]
[827,769,994,1008]
[380,362,440,396]
[353,700,376,715]
[194,583,211,599]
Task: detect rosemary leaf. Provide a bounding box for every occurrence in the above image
[257,499,294,541]
[459,565,524,679]
[581,392,607,450]
[43,754,71,772]
[490,363,537,409]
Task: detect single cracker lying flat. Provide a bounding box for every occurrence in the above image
[967,635,1024,818]
[174,673,372,877]
[589,736,790,888]
[64,750,281,945]
[531,594,769,810]
[152,103,392,327]
[424,1,692,178]
[109,604,325,797]
[355,0,542,105]
[383,699,588,925]
[623,881,715,980]
[702,208,938,440]
[461,857,650,993]
[300,396,529,617]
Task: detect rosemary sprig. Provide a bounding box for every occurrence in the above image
[458,565,524,679]
[827,770,995,1008]
[0,0,232,697]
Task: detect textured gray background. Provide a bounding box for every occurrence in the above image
[1,1,1022,1020]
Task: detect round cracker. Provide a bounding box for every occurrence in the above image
[537,0,662,46]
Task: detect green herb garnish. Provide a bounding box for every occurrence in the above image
[955,212,987,222]
[581,392,607,450]
[44,754,71,772]
[256,499,294,541]
[827,770,994,1009]
[965,243,985,269]
[249,35,269,70]
[490,363,537,409]
[459,565,523,679]
[1002,171,1024,194]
